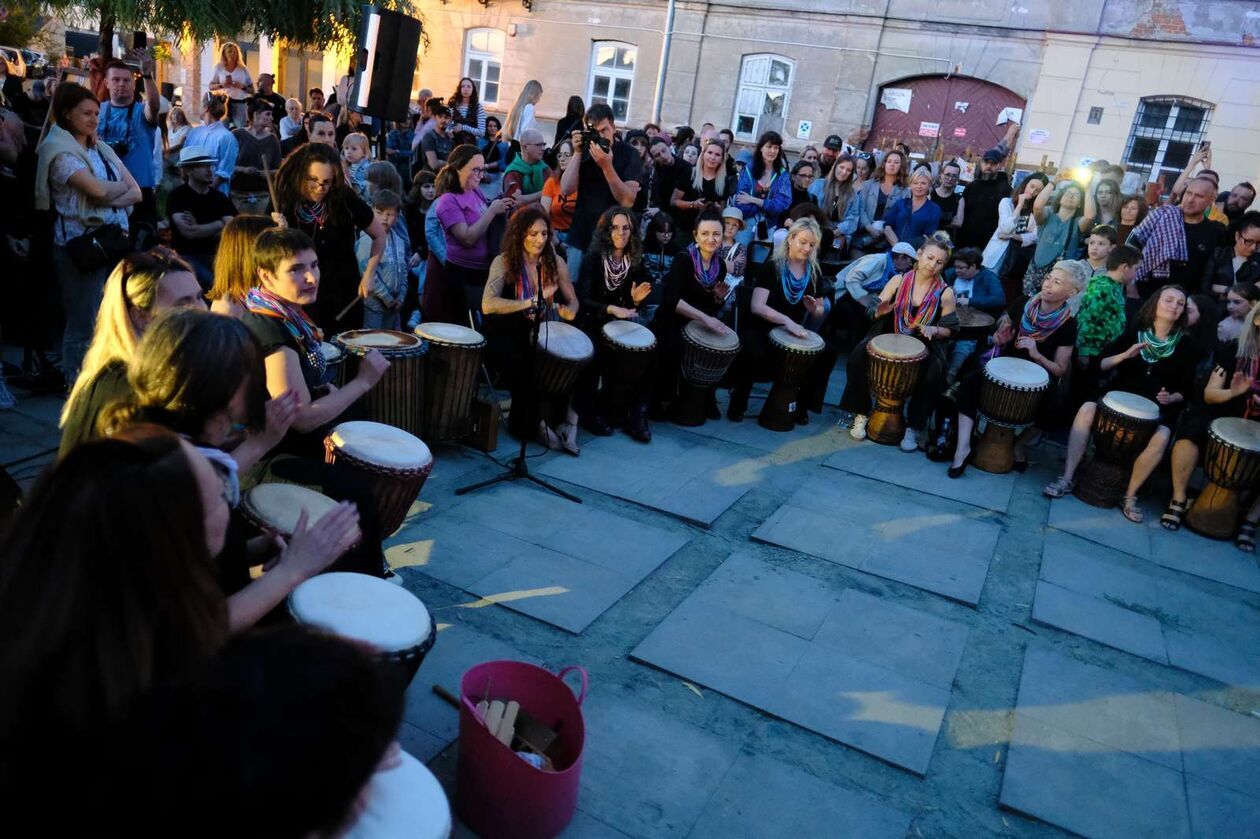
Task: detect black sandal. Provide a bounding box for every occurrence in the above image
[1237,521,1257,553]
[1160,499,1189,531]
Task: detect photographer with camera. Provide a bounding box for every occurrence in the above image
[559,102,642,281]
[98,49,161,227]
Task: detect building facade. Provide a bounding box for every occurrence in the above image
[404,0,1260,190]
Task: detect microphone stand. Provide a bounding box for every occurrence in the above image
[457,261,582,504]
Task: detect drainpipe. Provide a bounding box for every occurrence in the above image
[651,0,676,123]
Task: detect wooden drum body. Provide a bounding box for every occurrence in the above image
[761,326,824,432]
[1186,417,1260,539]
[973,357,1050,474]
[320,341,346,388]
[675,320,740,427]
[415,322,485,442]
[1074,391,1160,508]
[865,334,927,445]
[288,572,437,693]
[324,421,434,537]
[534,321,594,397]
[602,321,657,418]
[335,329,428,439]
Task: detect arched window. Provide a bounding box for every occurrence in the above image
[587,41,637,123]
[464,28,506,106]
[1122,96,1214,181]
[733,54,795,142]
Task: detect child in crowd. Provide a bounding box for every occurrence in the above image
[403,171,437,329]
[356,190,409,330]
[1081,224,1118,276]
[1070,245,1142,409]
[1217,282,1260,345]
[341,132,372,198]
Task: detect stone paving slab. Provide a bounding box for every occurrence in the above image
[823,442,1017,514]
[1047,493,1260,594]
[1033,531,1260,688]
[386,483,688,633]
[688,752,912,839]
[751,471,1000,604]
[632,552,968,775]
[536,424,759,527]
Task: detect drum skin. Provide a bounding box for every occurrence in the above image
[681,320,740,386]
[978,357,1050,428]
[324,421,434,538]
[602,320,657,386]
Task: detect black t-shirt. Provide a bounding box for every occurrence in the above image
[1004,296,1078,371]
[931,188,960,226]
[566,142,644,250]
[1172,219,1229,289]
[751,259,819,332]
[661,248,727,330]
[59,362,131,457]
[287,193,375,332]
[420,131,453,172]
[167,184,238,256]
[240,313,326,395]
[1099,325,1199,422]
[577,254,649,329]
[959,174,1011,248]
[791,185,812,209]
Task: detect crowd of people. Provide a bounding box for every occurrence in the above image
[2,49,1260,828]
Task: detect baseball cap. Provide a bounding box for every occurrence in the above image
[982,147,1004,163]
[823,134,843,151]
[890,242,918,259]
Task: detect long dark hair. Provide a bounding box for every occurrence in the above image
[435,143,483,196]
[563,95,585,123]
[0,425,227,749]
[1011,172,1050,214]
[101,309,268,440]
[751,131,786,179]
[1133,284,1189,332]
[501,205,559,294]
[449,76,480,124]
[274,142,355,228]
[588,206,643,265]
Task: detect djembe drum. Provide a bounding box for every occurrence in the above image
[320,341,346,387]
[1074,391,1161,508]
[335,329,429,438]
[955,306,996,340]
[241,483,342,539]
[288,572,436,693]
[675,320,740,427]
[534,322,594,396]
[761,326,824,432]
[601,320,656,421]
[1185,417,1260,539]
[324,421,434,537]
[865,333,927,445]
[345,751,452,839]
[415,322,485,442]
[973,357,1050,474]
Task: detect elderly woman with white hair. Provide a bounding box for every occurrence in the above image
[946,258,1090,477]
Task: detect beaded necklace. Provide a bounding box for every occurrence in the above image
[603,253,631,291]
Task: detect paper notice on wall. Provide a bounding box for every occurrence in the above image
[918,121,940,138]
[796,120,812,140]
[953,126,967,137]
[996,107,1024,125]
[1027,128,1050,145]
[880,88,912,113]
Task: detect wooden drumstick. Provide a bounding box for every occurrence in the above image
[335,296,362,322]
[262,157,279,213]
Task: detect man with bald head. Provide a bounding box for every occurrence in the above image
[502,127,550,205]
[1128,175,1228,297]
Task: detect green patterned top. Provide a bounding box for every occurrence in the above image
[1076,274,1127,358]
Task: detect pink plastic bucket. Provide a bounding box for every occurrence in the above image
[456,661,588,839]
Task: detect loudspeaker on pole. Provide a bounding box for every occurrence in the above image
[348,5,422,122]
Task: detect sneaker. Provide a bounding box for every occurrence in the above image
[900,429,919,452]
[383,569,405,586]
[836,410,854,428]
[849,414,868,440]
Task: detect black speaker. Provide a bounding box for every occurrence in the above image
[348,5,422,122]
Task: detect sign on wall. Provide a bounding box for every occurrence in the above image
[918,121,940,138]
[1027,128,1050,145]
[796,120,812,140]
[880,88,912,113]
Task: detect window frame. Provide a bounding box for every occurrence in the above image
[731,53,796,143]
[1121,96,1214,182]
[586,40,638,125]
[463,28,505,107]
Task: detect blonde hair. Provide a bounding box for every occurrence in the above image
[771,217,823,287]
[62,250,195,426]
[691,141,729,198]
[909,168,933,189]
[218,41,242,68]
[343,132,369,152]
[501,80,543,141]
[1238,300,1260,361]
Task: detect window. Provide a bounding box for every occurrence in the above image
[732,54,794,142]
[1122,96,1213,181]
[1087,106,1103,125]
[587,41,637,123]
[464,28,505,106]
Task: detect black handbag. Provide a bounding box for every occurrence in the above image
[65,222,132,273]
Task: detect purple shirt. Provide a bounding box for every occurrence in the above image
[435,189,491,269]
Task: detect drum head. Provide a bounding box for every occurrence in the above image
[244,484,339,535]
[415,321,484,347]
[603,320,656,349]
[328,421,433,469]
[869,333,926,360]
[985,357,1049,389]
[957,308,995,328]
[684,318,740,352]
[538,321,594,361]
[319,341,343,363]
[345,751,451,839]
[1211,417,1260,450]
[769,325,824,352]
[288,572,431,652]
[336,329,423,354]
[1101,390,1160,421]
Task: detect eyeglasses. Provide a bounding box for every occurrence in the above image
[305,176,335,189]
[467,166,486,175]
[1241,236,1260,247]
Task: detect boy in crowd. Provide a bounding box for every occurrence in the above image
[356,190,409,329]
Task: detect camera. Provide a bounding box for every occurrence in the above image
[580,126,610,157]
[106,139,133,157]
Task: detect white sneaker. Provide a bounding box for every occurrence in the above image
[900,429,919,452]
[849,414,868,440]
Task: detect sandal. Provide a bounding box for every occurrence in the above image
[1120,496,1144,523]
[1043,476,1074,498]
[554,423,581,457]
[537,422,561,451]
[1237,521,1257,553]
[1160,499,1189,531]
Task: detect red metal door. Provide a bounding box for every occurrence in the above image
[866,75,1026,158]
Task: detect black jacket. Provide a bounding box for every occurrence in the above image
[1201,245,1260,294]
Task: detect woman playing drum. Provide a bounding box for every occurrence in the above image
[575,207,654,440]
[655,209,735,417]
[481,206,581,452]
[947,260,1088,477]
[840,234,960,451]
[1044,285,1198,522]
[728,217,837,424]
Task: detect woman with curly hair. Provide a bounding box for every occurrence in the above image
[481,206,581,451]
[575,207,655,440]
[272,142,385,332]
[209,215,278,318]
